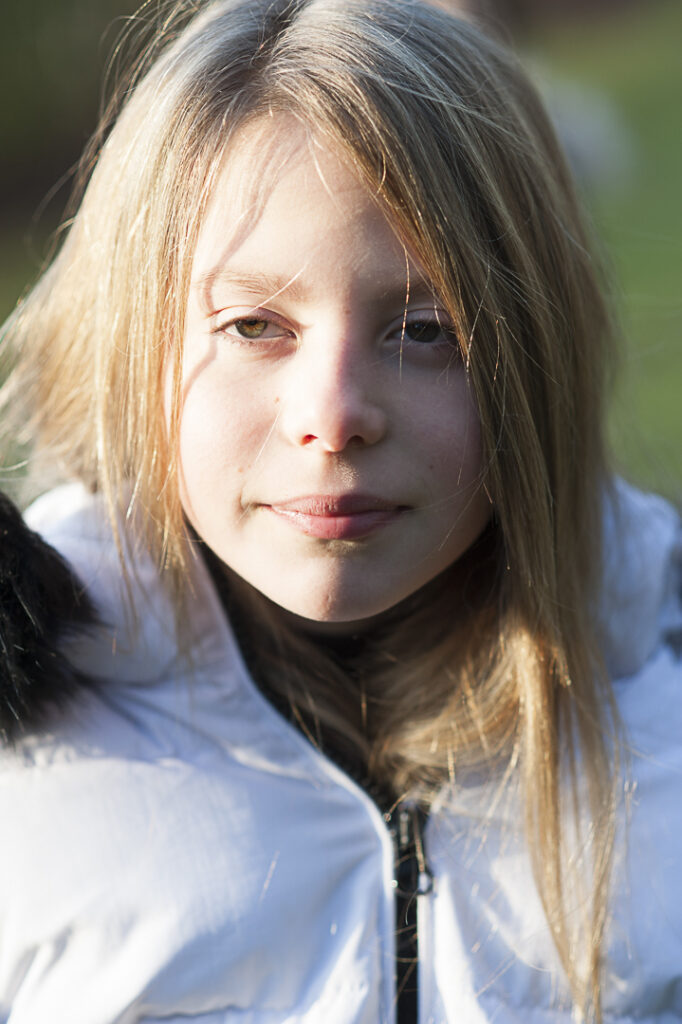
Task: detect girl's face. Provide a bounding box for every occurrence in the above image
[173,118,490,630]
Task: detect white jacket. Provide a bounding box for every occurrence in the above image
[0,482,681,1023]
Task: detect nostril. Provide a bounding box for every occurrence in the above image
[301,432,369,452]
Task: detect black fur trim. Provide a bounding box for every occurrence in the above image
[0,491,98,744]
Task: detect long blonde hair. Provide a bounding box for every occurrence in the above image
[1,0,620,1015]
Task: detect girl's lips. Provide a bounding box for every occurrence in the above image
[264,495,406,540]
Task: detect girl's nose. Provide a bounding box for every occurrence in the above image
[281,340,388,453]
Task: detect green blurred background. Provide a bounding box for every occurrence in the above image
[1,0,680,501]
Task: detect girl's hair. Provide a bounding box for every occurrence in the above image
[1,0,620,1016]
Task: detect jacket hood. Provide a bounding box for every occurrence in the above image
[599,479,682,679]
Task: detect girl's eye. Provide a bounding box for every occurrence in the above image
[404,320,444,344]
[230,318,270,339]
[214,315,290,343]
[399,318,458,347]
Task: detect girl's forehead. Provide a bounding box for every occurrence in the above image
[191,114,434,300]
[199,116,379,240]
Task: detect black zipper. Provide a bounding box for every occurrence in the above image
[383,801,433,1024]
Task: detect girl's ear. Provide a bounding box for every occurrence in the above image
[0,491,99,745]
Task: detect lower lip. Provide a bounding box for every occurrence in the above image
[267,507,402,540]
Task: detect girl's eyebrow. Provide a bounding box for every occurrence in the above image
[194,268,309,304]
[195,267,440,307]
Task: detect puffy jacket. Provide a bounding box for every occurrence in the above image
[0,481,680,1023]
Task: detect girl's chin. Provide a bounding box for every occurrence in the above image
[257,573,454,640]
[244,579,415,639]
[273,605,392,638]
[221,547,482,641]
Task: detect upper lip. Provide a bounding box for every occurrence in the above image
[266,494,406,516]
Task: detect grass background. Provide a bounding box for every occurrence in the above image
[1,0,680,501]
[534,0,682,503]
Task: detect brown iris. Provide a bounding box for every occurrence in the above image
[234,318,269,339]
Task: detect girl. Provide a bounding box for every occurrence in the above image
[1,0,680,1021]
